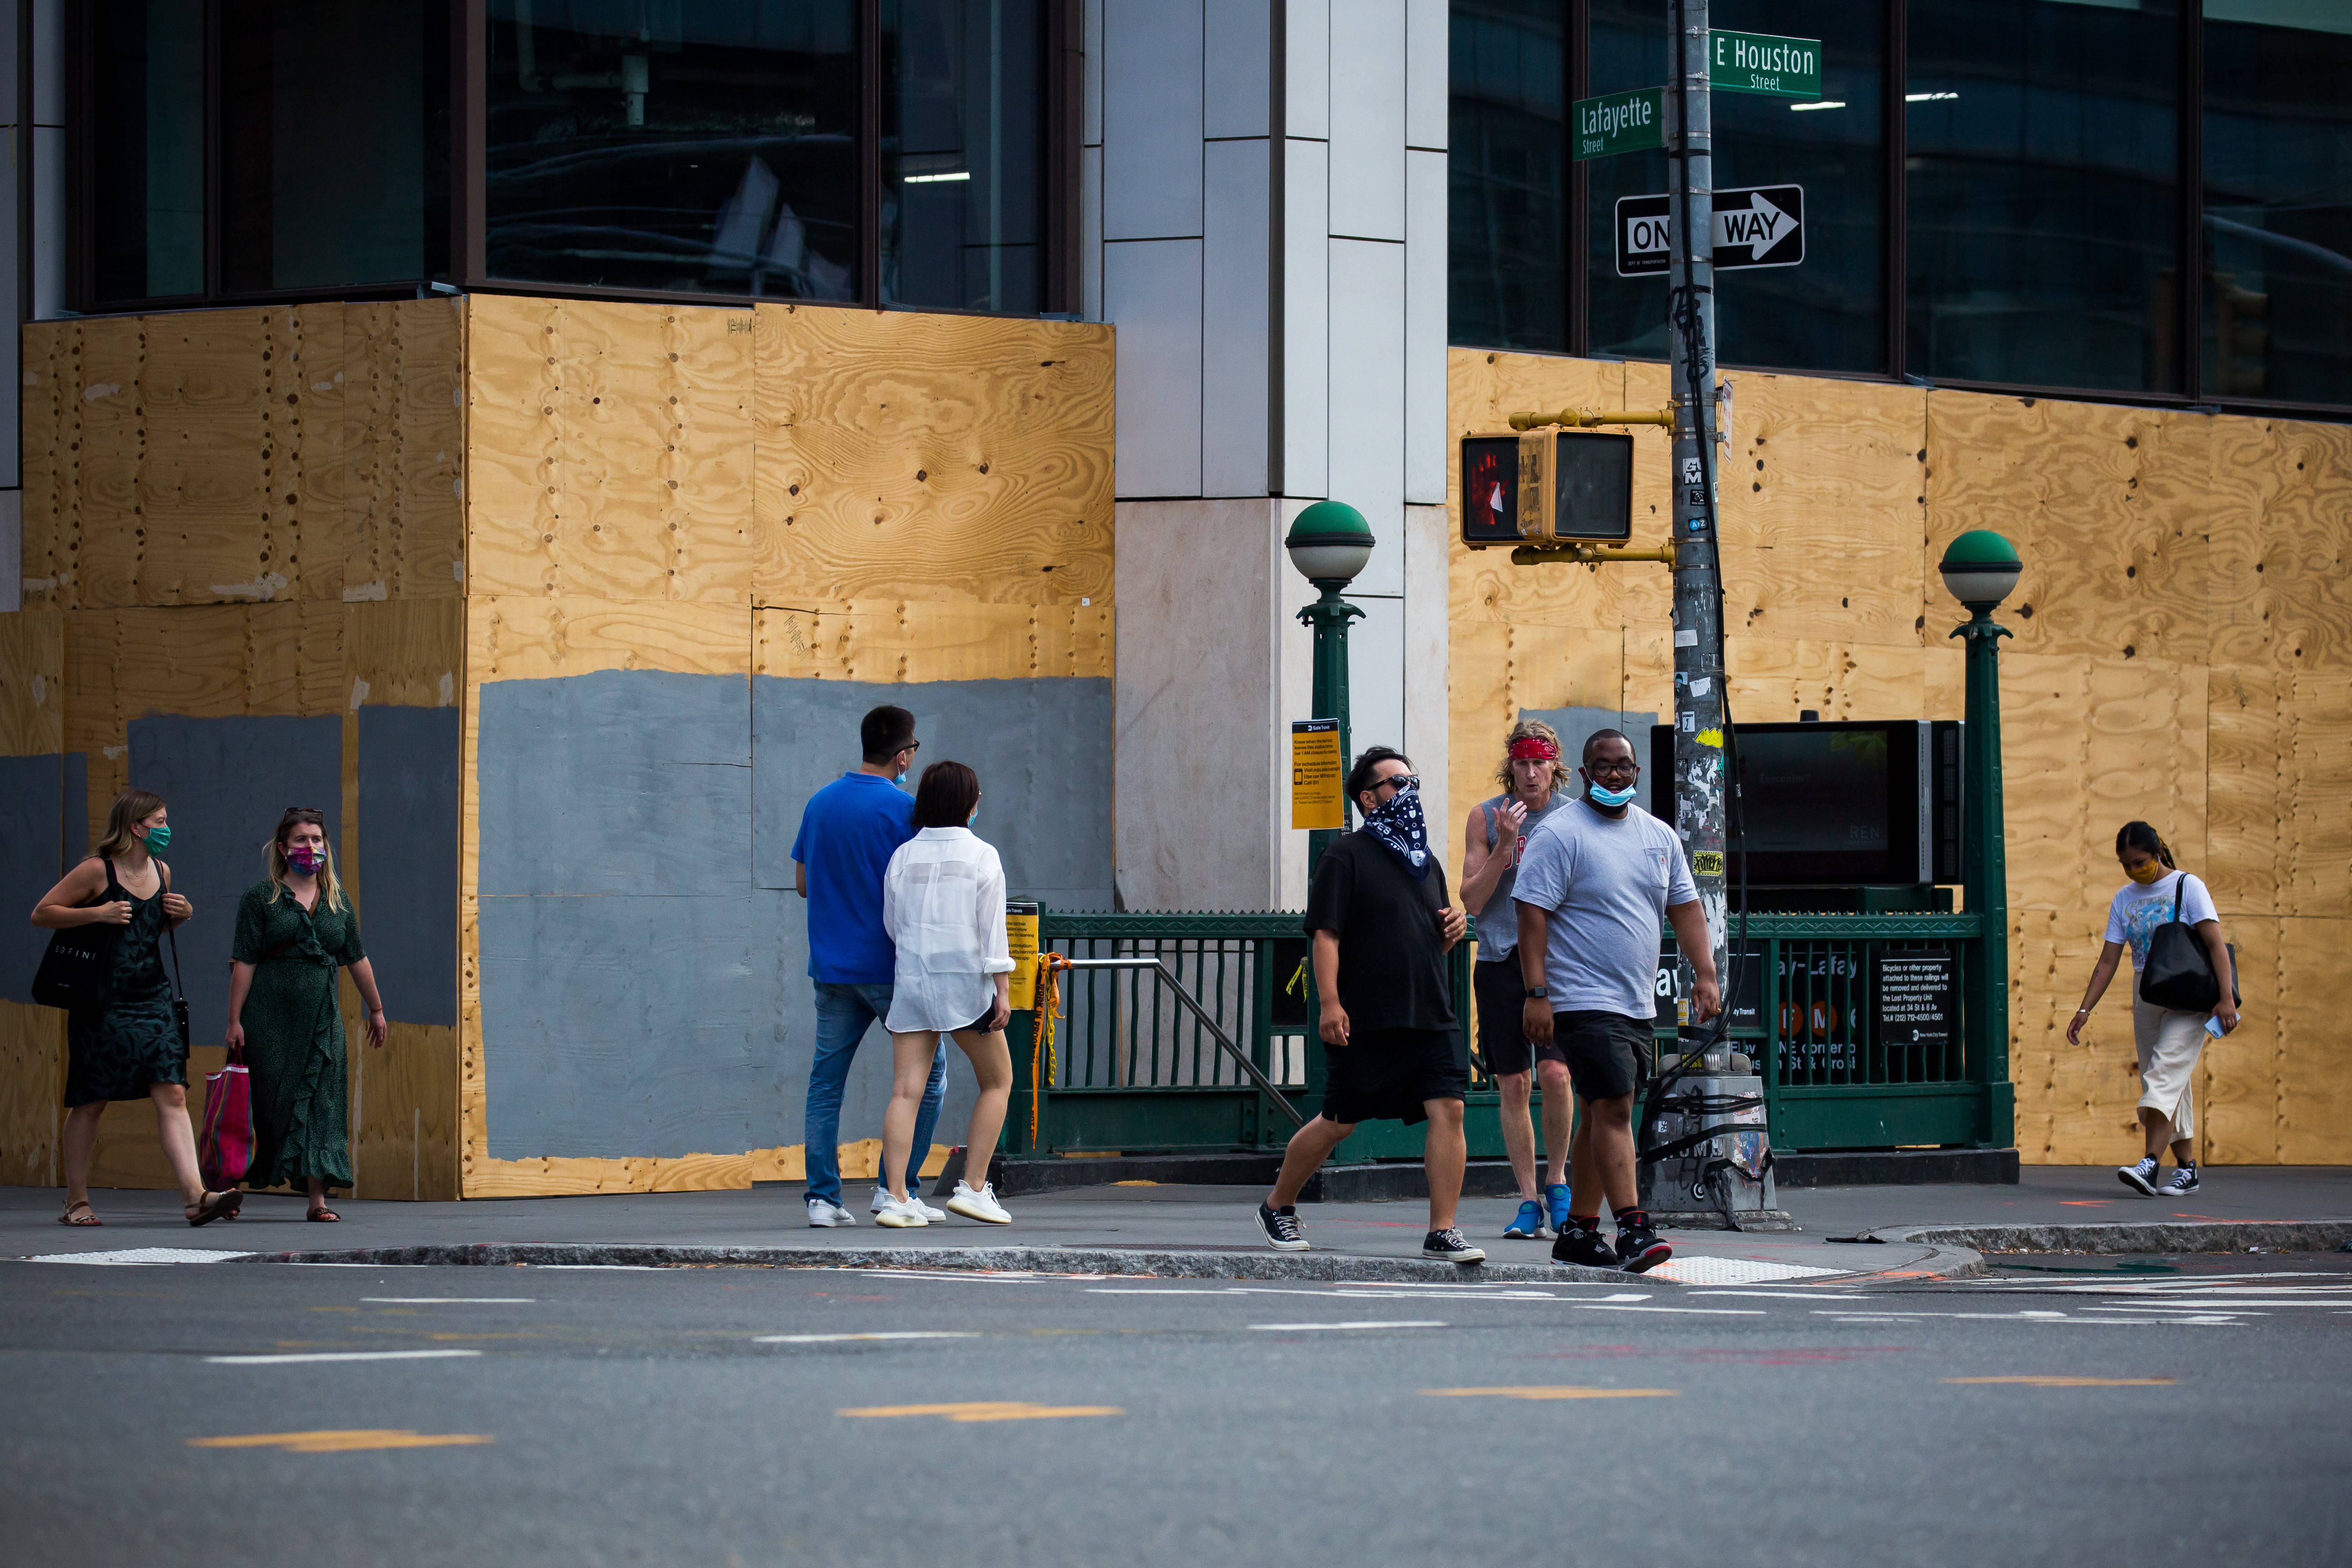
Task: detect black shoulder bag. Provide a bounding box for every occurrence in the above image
[30,861,121,1012]
[2137,875,2239,1014]
[163,869,192,1051]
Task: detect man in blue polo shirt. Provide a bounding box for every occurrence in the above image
[792,704,947,1226]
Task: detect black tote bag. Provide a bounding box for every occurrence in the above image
[29,862,122,1012]
[2138,875,2239,1014]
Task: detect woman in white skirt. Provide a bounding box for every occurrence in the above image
[872,760,1017,1227]
[2066,821,2238,1197]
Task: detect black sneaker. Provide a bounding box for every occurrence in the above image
[1551,1225,1618,1268]
[2160,1165,2201,1195]
[2118,1157,2160,1196]
[1257,1202,1309,1252]
[1615,1224,1673,1274]
[1422,1228,1488,1265]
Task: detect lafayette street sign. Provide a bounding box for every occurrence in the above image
[1708,30,1823,98]
[1572,87,1663,161]
[1614,186,1805,276]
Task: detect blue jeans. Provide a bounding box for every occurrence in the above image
[806,982,946,1207]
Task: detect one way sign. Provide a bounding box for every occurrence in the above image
[1614,186,1804,277]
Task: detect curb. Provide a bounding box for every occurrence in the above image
[1872,1219,2352,1256]
[226,1241,1639,1284]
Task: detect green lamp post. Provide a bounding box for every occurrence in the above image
[1941,528,2023,1150]
[1286,501,1376,874]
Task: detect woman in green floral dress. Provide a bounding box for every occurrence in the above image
[225,807,388,1221]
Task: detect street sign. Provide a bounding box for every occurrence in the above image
[1291,719,1344,830]
[1708,30,1822,97]
[1614,186,1804,276]
[1572,87,1663,161]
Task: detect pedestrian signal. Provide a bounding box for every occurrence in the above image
[1460,431,1634,548]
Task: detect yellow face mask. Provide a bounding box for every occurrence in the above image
[2126,860,2168,885]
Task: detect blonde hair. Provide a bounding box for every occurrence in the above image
[265,807,347,913]
[1494,717,1566,792]
[94,789,168,861]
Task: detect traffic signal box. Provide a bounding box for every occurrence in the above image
[1460,430,1635,548]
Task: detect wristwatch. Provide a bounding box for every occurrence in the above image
[1526,986,1549,999]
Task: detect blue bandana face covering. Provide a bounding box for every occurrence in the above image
[1361,777,1432,880]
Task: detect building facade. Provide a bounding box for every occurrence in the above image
[0,1,2344,1191]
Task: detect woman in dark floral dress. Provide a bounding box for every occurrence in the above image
[31,789,242,1227]
[225,807,388,1221]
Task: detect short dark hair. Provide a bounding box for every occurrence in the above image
[2115,819,2176,869]
[1346,745,1412,802]
[860,705,916,764]
[912,760,981,828]
[1582,727,1635,766]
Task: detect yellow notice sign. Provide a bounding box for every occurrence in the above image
[1006,900,1040,1009]
[1292,719,1344,830]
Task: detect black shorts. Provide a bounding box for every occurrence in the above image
[1321,1027,1468,1127]
[1556,1010,1653,1101]
[1474,959,1566,1078]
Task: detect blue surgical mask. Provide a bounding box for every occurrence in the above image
[967,809,979,827]
[142,822,172,852]
[1587,781,1638,809]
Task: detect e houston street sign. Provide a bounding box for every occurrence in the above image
[1708,30,1822,98]
[1614,186,1805,276]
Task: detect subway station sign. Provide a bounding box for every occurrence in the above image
[1708,30,1822,98]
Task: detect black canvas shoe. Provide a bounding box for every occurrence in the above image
[1422,1227,1488,1265]
[1257,1202,1309,1252]
[1615,1223,1673,1274]
[2118,1156,2160,1196]
[2160,1164,2201,1195]
[1551,1224,1618,1268]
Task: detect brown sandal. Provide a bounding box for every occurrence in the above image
[186,1189,244,1227]
[58,1199,101,1227]
[307,1207,340,1222]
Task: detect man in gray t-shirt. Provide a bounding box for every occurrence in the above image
[1512,729,1719,1273]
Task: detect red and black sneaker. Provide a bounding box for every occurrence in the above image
[1551,1221,1618,1268]
[1613,1212,1673,1274]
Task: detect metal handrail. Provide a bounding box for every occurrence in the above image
[1053,957,1307,1127]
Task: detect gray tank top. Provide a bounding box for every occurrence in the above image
[1473,791,1567,960]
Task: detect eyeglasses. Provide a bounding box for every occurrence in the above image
[1372,773,1420,793]
[899,741,921,756]
[1583,760,1639,778]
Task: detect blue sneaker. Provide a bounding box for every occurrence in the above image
[1503,1199,1548,1239]
[1544,1183,1572,1236]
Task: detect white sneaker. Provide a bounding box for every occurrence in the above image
[944,1180,1012,1225]
[807,1198,857,1228]
[873,1194,930,1228]
[871,1184,946,1222]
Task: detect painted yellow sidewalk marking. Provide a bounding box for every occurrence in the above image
[190,1430,493,1454]
[1423,1387,1679,1401]
[838,1402,1123,1423]
[1943,1377,2176,1387]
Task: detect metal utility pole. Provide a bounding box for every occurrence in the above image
[1668,0,1729,1044]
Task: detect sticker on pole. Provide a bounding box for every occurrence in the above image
[1614,186,1804,277]
[1292,719,1344,831]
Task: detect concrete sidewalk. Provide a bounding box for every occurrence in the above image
[9,1165,2347,1282]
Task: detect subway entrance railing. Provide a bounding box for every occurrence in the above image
[1001,906,2009,1162]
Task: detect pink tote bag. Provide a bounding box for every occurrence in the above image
[199,1051,253,1190]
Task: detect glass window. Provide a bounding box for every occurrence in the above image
[1448,0,1568,353]
[88,0,205,304]
[1905,0,2182,392]
[2201,0,2352,403]
[485,0,859,299]
[882,0,1044,314]
[1587,0,1885,372]
[219,0,449,294]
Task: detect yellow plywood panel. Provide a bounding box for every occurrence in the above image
[2018,904,2148,1166]
[1925,392,2210,665]
[347,598,464,711]
[2204,662,2281,915]
[353,1023,460,1202]
[342,299,467,602]
[0,1002,65,1187]
[465,295,758,605]
[2208,416,2352,669]
[77,317,148,610]
[1713,372,1926,650]
[753,302,1114,607]
[468,1151,755,1197]
[2199,914,2279,1166]
[2285,673,2351,919]
[754,600,1113,683]
[139,311,273,606]
[1923,643,1965,721]
[1726,637,1928,722]
[19,321,81,609]
[2276,917,2352,1164]
[0,611,65,757]
[467,595,749,684]
[2084,656,2207,877]
[1996,653,2093,916]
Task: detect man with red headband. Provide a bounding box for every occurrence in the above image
[1459,719,1574,1241]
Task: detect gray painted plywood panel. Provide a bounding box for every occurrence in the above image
[0,753,62,1001]
[357,705,460,1026]
[128,714,343,1039]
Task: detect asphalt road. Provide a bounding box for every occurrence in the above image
[5,1252,2349,1568]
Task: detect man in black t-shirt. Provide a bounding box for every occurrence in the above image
[1256,747,1485,1265]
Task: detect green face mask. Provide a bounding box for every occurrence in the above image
[142,823,172,853]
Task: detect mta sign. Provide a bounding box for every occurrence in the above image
[1614,186,1805,277]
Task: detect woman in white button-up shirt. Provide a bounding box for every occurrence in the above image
[874,761,1018,1227]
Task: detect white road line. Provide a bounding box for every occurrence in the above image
[1249,1321,1448,1332]
[755,1332,980,1344]
[1690,1289,1869,1301]
[362,1298,537,1304]
[1572,1304,1767,1315]
[206,1349,486,1365]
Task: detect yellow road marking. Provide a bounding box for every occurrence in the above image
[1943,1377,2176,1387]
[1423,1387,1680,1401]
[837,1402,1124,1423]
[190,1430,494,1454]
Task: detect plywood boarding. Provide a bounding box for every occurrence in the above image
[753,304,1114,607]
[0,612,65,757]
[2199,913,2280,1166]
[2275,916,2352,1164]
[342,299,466,602]
[1925,392,2211,665]
[468,1141,951,1200]
[0,1002,63,1186]
[2203,660,2282,916]
[2207,417,2352,669]
[19,321,81,607]
[752,601,1114,683]
[464,296,758,604]
[2284,672,2351,920]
